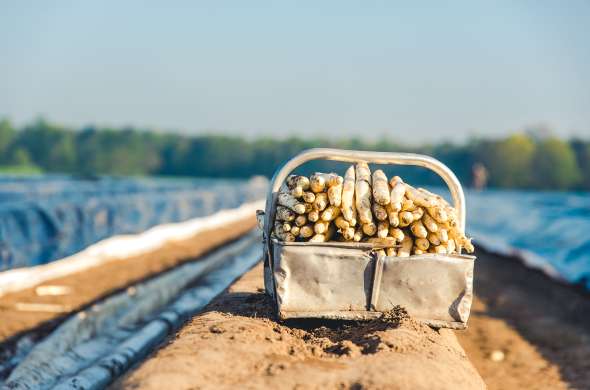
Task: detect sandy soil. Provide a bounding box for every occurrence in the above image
[117,248,590,389]
[0,215,256,343]
[4,218,590,389]
[115,263,485,390]
[457,250,590,390]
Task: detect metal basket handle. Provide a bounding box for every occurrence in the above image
[264,148,466,241]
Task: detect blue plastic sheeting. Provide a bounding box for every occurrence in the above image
[2,233,261,389]
[465,189,590,289]
[429,186,590,290]
[0,176,267,271]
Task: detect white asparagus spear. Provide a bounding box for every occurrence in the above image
[342,227,355,241]
[389,176,406,208]
[275,206,296,222]
[449,232,474,253]
[373,203,388,221]
[314,220,330,234]
[291,186,304,198]
[389,227,405,242]
[386,203,400,227]
[386,247,397,256]
[294,214,307,227]
[367,237,397,247]
[277,191,306,214]
[348,195,358,227]
[310,173,340,193]
[309,174,327,193]
[274,221,295,242]
[328,178,343,207]
[427,232,441,246]
[377,220,389,238]
[299,224,314,238]
[308,209,320,222]
[286,175,310,190]
[398,211,413,227]
[313,192,329,211]
[411,207,424,220]
[422,213,438,232]
[404,183,438,208]
[334,216,350,231]
[372,169,390,205]
[302,191,316,203]
[362,221,377,236]
[355,163,373,224]
[353,226,363,242]
[309,234,327,242]
[398,234,413,257]
[437,228,449,243]
[341,165,356,224]
[427,206,448,223]
[415,237,430,251]
[446,238,457,253]
[327,174,344,187]
[433,245,447,254]
[410,220,428,238]
[417,187,448,206]
[401,198,416,212]
[463,238,474,253]
[321,205,341,221]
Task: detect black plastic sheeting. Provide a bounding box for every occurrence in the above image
[0,176,267,271]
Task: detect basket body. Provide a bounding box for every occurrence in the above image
[264,239,474,329]
[261,148,476,329]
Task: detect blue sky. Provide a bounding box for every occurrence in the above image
[1,1,589,141]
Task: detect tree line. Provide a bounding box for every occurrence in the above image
[0,118,588,191]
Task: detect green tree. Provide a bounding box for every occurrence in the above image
[531,138,581,190]
[1,118,587,191]
[14,119,77,172]
[11,148,33,166]
[571,139,590,190]
[476,134,536,188]
[75,127,162,176]
[0,119,16,164]
[431,142,476,187]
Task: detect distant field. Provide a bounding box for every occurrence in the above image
[0,165,43,175]
[0,174,587,292]
[0,175,267,270]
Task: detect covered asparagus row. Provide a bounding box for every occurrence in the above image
[273,167,474,255]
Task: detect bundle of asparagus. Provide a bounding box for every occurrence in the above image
[273,163,474,256]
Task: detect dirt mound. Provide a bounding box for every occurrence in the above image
[299,306,410,357]
[0,217,255,342]
[115,264,485,390]
[457,249,590,389]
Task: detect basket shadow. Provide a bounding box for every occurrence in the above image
[203,290,407,355]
